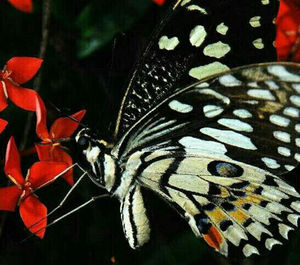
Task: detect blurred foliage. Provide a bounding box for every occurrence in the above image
[0,0,300,265]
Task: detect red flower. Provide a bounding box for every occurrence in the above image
[0,119,8,133]
[0,57,43,112]
[153,0,165,5]
[35,97,86,186]
[0,137,68,238]
[276,0,300,62]
[7,0,33,13]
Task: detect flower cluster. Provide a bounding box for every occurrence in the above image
[0,57,85,238]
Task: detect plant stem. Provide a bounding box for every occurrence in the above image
[20,0,52,151]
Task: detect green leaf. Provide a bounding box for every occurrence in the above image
[76,0,152,58]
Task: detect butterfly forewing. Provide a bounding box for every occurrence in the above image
[114,0,279,139]
[112,62,300,256]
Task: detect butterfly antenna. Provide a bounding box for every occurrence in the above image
[30,163,80,194]
[20,193,110,245]
[26,168,88,231]
[48,102,89,129]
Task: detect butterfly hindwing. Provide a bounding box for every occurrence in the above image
[120,185,151,249]
[114,0,279,138]
[112,62,300,256]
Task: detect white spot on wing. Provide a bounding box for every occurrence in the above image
[252,38,264,49]
[195,82,209,88]
[265,80,279,90]
[290,95,300,107]
[197,88,230,104]
[224,225,247,246]
[203,41,231,59]
[269,115,290,127]
[273,131,291,143]
[294,153,300,162]
[278,147,291,157]
[296,138,300,147]
[187,5,207,14]
[203,105,224,118]
[261,157,280,169]
[219,74,242,86]
[216,22,228,35]
[291,201,300,212]
[261,0,270,4]
[278,223,293,239]
[243,244,259,257]
[247,89,275,100]
[268,65,300,82]
[292,83,300,93]
[295,124,300,133]
[158,36,179,50]
[178,136,229,158]
[217,118,253,132]
[287,214,300,226]
[233,109,252,119]
[189,25,207,47]
[180,0,191,6]
[283,107,299,118]
[248,82,259,88]
[200,127,257,150]
[265,238,282,251]
[168,100,193,113]
[285,165,295,171]
[249,16,261,28]
[189,62,230,80]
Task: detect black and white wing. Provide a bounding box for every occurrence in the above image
[113,62,300,256]
[114,0,279,138]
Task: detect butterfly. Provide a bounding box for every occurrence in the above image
[71,0,300,258]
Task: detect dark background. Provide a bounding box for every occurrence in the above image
[0,0,300,264]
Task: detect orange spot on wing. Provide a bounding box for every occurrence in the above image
[203,225,223,250]
[206,209,226,223]
[229,209,249,224]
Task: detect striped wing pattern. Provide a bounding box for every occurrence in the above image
[115,0,279,138]
[113,63,300,256]
[120,185,150,249]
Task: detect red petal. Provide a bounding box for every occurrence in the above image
[4,137,24,186]
[36,145,74,186]
[35,144,52,161]
[153,0,165,5]
[35,95,49,140]
[0,186,22,211]
[19,196,47,239]
[28,161,68,189]
[276,0,300,61]
[7,82,38,111]
[0,82,8,111]
[7,0,33,13]
[0,119,8,133]
[50,110,86,139]
[6,57,42,84]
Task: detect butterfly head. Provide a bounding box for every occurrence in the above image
[75,128,116,191]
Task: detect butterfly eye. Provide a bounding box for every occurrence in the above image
[208,161,243,178]
[78,136,90,149]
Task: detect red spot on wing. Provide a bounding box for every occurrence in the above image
[203,225,223,250]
